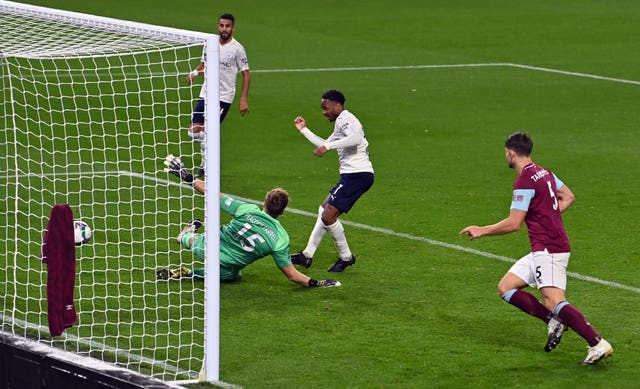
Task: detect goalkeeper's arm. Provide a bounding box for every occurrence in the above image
[281,264,341,288]
[192,179,205,194]
[163,155,205,194]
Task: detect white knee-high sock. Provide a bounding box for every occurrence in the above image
[188,130,206,141]
[326,220,352,260]
[199,141,206,164]
[187,131,206,168]
[303,206,327,258]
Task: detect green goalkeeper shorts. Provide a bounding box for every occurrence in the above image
[180,232,242,281]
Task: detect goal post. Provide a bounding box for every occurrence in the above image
[203,38,221,384]
[0,0,220,383]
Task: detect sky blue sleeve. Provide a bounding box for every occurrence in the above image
[510,189,535,211]
[553,173,564,189]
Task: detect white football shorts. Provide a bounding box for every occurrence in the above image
[508,249,570,290]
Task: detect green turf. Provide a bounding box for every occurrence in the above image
[2,0,640,388]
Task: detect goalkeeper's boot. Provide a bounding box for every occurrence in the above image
[328,255,356,272]
[290,252,313,268]
[156,267,192,280]
[176,219,203,244]
[545,317,568,352]
[580,339,613,365]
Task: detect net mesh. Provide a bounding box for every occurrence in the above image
[1,1,210,381]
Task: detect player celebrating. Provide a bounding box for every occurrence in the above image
[290,90,374,272]
[160,156,340,288]
[460,132,613,365]
[186,13,250,178]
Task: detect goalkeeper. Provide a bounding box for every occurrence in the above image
[159,155,340,288]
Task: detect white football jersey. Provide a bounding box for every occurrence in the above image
[199,38,249,103]
[328,110,374,174]
[300,110,374,174]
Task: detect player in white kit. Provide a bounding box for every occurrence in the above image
[290,90,374,272]
[186,13,250,178]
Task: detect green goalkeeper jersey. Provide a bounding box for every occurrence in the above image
[219,195,291,278]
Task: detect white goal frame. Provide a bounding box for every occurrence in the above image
[0,0,220,383]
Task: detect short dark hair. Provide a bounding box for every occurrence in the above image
[219,13,235,24]
[264,188,289,218]
[505,132,533,156]
[322,90,345,105]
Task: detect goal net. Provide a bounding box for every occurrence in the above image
[0,0,219,383]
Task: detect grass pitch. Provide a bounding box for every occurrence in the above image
[4,0,640,388]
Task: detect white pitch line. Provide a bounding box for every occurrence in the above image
[20,62,640,86]
[252,62,640,86]
[505,63,640,86]
[215,191,639,295]
[252,63,509,73]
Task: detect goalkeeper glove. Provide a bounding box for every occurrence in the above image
[164,154,194,184]
[308,278,342,288]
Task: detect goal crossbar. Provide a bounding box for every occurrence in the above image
[0,0,209,55]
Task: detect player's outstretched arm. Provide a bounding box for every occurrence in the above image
[293,116,327,147]
[281,264,341,288]
[460,209,526,240]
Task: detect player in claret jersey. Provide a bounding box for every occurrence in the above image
[460,132,613,365]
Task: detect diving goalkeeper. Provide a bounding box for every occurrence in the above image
[159,155,341,288]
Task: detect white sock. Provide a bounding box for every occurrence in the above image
[199,141,206,167]
[188,130,206,141]
[325,220,352,260]
[303,206,326,258]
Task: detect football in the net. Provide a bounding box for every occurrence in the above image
[74,220,92,246]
